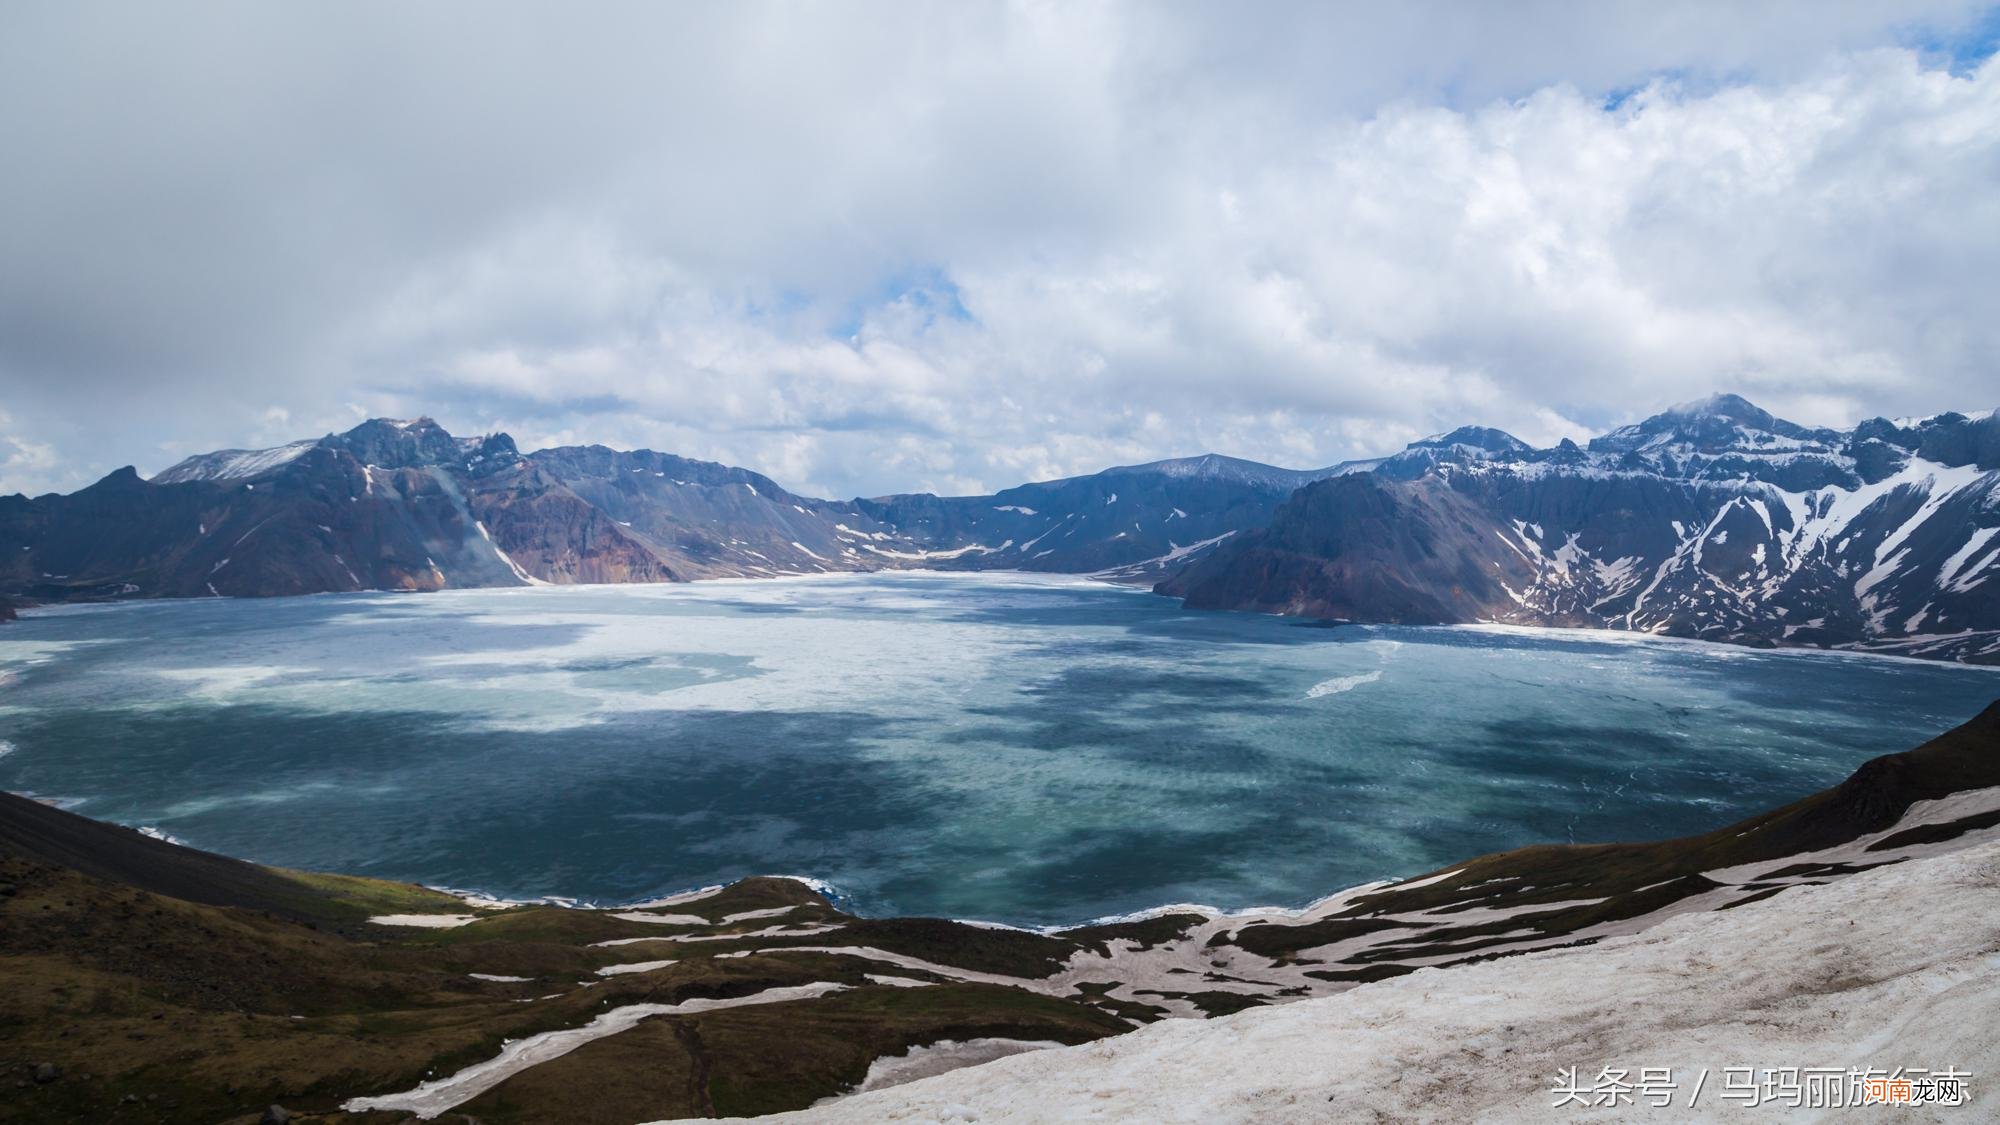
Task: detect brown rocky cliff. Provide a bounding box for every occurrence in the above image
[467,463,679,584]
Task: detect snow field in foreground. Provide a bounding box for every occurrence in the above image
[754,840,2000,1123]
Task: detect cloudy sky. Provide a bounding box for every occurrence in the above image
[4,1,1999,499]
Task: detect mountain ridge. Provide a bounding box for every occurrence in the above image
[8,394,2000,662]
[1164,395,2000,663]
[1,419,1335,599]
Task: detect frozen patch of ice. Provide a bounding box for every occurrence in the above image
[718,905,799,924]
[593,959,677,977]
[947,918,1041,933]
[604,923,846,945]
[823,1038,1065,1103]
[1091,531,1236,577]
[619,885,724,909]
[1306,670,1382,698]
[716,946,1027,988]
[151,665,315,703]
[764,873,842,898]
[430,886,569,910]
[608,911,709,926]
[369,914,479,928]
[782,842,2000,1124]
[343,981,849,1118]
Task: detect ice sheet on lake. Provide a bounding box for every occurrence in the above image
[1306,669,1382,697]
[6,575,1998,928]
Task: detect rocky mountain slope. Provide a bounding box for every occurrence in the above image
[853,452,1366,579]
[0,420,1344,603]
[8,395,2000,663]
[4,701,1996,1121]
[1163,395,2000,662]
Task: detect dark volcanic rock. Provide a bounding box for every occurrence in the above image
[1162,395,2000,663]
[1164,473,1539,624]
[857,453,1350,577]
[5,422,1348,599]
[522,444,870,578]
[319,417,463,469]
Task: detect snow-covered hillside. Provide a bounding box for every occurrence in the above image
[774,838,2000,1123]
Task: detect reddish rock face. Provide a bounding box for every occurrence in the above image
[466,461,680,585]
[0,417,1339,604]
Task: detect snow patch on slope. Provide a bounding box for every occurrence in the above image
[772,841,2000,1124]
[348,982,850,1118]
[153,441,316,483]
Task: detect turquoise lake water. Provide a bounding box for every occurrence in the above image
[1,573,1992,925]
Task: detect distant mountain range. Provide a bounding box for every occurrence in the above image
[5,393,1999,662]
[0,418,1354,602]
[1163,394,2000,662]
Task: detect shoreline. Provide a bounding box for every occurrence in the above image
[0,565,1143,619]
[6,577,1998,931]
[6,704,1999,1120]
[1435,619,2000,672]
[10,567,1997,670]
[0,778,1422,933]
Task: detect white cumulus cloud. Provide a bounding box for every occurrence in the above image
[1,2,1996,497]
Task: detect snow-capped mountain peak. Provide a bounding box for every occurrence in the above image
[1590,392,1840,459]
[1409,425,1531,455]
[151,440,319,484]
[1164,394,2000,664]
